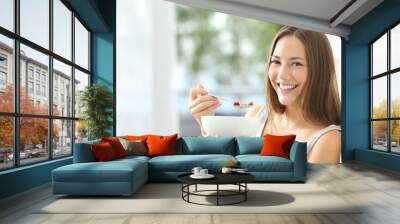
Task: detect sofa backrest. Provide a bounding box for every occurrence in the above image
[176,137,236,155]
[73,139,100,163]
[235,137,263,155]
[73,136,305,162]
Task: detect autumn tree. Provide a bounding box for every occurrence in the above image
[0,84,60,152]
[372,100,387,140]
[0,85,14,150]
[392,99,400,143]
[372,99,400,143]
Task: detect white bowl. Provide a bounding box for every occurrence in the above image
[201,116,261,137]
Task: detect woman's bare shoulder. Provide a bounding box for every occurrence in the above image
[308,130,341,164]
[245,104,263,118]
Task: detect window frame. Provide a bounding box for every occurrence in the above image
[370,21,400,154]
[0,0,92,171]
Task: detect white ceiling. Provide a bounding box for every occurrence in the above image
[165,0,384,38]
[227,0,352,22]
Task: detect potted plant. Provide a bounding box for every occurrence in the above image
[79,84,113,140]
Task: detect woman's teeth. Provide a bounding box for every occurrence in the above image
[278,83,298,91]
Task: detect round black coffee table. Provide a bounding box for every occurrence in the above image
[177,173,255,206]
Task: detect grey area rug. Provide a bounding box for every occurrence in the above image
[37,183,362,214]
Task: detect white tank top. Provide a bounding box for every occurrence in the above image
[255,106,341,154]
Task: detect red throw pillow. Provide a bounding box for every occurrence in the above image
[260,134,296,159]
[146,134,178,157]
[91,142,117,161]
[101,137,127,158]
[124,135,149,142]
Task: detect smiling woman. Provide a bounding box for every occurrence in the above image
[189,26,342,164]
[262,26,341,164]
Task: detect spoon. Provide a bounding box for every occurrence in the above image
[209,93,254,109]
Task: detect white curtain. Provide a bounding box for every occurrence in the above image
[116,0,178,136]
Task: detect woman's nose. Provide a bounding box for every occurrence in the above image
[277,63,290,80]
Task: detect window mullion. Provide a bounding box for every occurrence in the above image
[71,10,76,155]
[48,0,54,160]
[370,45,373,149]
[388,30,391,152]
[13,0,20,167]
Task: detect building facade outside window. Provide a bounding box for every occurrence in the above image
[28,81,34,94]
[0,71,6,85]
[0,54,7,90]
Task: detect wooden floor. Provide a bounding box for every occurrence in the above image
[1,162,400,224]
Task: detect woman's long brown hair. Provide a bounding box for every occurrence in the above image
[265,26,341,126]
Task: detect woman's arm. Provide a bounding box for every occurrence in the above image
[307,130,341,164]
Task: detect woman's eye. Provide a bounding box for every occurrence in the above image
[270,60,280,65]
[292,62,303,67]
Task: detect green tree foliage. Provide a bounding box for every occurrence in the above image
[176,5,282,86]
[79,84,113,140]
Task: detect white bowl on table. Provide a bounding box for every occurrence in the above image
[200,116,261,137]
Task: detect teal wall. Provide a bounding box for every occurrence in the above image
[92,33,114,88]
[90,0,116,135]
[0,158,72,199]
[0,0,116,200]
[91,32,115,135]
[355,149,400,172]
[344,0,400,171]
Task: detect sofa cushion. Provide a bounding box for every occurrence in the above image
[115,155,150,163]
[177,137,236,155]
[236,155,293,172]
[91,142,118,161]
[118,138,147,156]
[147,134,178,157]
[124,135,149,142]
[236,137,263,155]
[260,134,296,159]
[148,154,235,172]
[52,159,147,183]
[101,137,127,158]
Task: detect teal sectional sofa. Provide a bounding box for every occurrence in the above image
[52,136,307,196]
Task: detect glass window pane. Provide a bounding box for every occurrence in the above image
[0,35,14,113]
[0,0,14,31]
[372,121,388,151]
[20,44,49,115]
[391,72,400,118]
[372,77,387,119]
[0,116,14,170]
[391,24,400,70]
[53,59,72,117]
[53,119,72,157]
[74,69,89,118]
[75,18,89,70]
[20,0,49,49]
[20,117,49,165]
[372,33,387,76]
[53,0,72,60]
[75,120,88,143]
[391,120,400,153]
